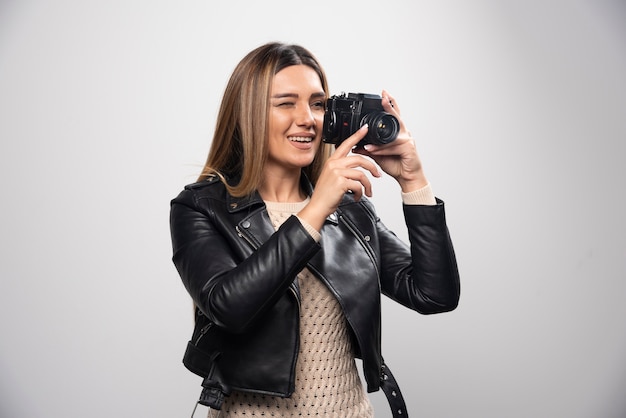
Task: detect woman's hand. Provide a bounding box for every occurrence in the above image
[298,125,381,231]
[353,90,429,193]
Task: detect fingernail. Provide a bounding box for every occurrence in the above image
[361,124,369,130]
[364,144,374,151]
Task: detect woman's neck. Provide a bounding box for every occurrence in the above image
[258,170,306,203]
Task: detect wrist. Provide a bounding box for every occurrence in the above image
[296,202,327,232]
[398,173,429,193]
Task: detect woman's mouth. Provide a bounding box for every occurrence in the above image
[288,136,313,143]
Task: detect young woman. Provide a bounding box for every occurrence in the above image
[170,42,460,418]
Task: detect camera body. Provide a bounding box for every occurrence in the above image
[323,92,399,147]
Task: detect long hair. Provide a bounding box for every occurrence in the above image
[198,42,333,197]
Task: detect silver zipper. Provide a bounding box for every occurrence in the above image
[236,225,258,249]
[194,322,213,345]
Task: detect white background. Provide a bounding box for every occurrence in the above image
[1,1,625,417]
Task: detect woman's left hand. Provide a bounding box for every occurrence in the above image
[353,90,429,193]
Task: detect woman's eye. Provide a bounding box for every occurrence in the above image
[311,101,324,109]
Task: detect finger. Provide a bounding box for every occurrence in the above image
[342,169,373,197]
[330,154,381,178]
[381,90,412,136]
[346,177,372,201]
[324,166,373,199]
[349,181,363,201]
[381,89,401,115]
[333,124,369,157]
[361,137,415,155]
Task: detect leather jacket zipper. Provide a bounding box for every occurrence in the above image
[235,225,258,249]
[195,322,212,345]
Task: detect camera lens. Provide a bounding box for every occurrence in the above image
[362,112,399,145]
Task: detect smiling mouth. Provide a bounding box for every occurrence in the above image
[288,136,313,143]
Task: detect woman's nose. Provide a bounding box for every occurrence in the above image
[295,105,315,126]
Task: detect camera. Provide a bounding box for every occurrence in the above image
[322,92,399,147]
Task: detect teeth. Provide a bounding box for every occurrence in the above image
[289,136,312,143]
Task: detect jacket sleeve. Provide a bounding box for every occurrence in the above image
[170,188,321,333]
[377,198,460,314]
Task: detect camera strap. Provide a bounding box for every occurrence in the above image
[380,362,409,418]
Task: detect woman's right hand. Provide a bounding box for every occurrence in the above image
[297,125,381,231]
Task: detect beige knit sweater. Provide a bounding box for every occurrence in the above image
[218,186,436,417]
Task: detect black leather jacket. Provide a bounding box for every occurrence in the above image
[170,174,460,405]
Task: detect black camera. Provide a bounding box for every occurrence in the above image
[322,92,400,147]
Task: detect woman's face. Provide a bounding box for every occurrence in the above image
[265,64,325,176]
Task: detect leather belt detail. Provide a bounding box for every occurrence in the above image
[380,362,409,417]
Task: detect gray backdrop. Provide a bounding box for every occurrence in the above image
[1,1,625,417]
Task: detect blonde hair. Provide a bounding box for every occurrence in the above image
[199,42,333,197]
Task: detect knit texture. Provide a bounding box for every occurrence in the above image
[219,200,373,417]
